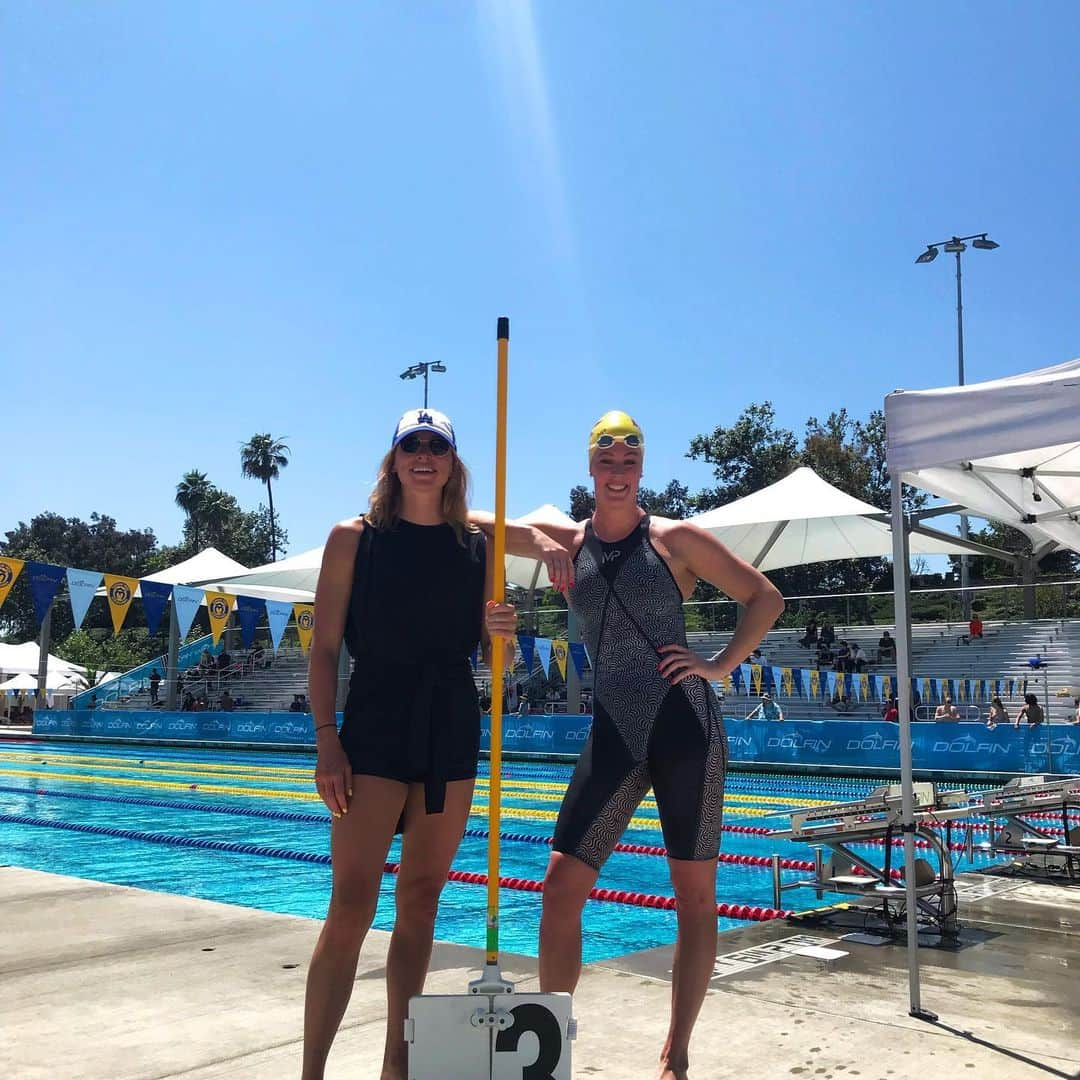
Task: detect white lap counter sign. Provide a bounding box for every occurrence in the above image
[407,319,576,1079]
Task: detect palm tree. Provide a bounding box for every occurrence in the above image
[240,434,290,561]
[175,470,213,551]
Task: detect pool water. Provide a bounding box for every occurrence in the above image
[0,741,1008,962]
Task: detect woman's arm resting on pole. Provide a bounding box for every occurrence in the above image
[468,511,577,593]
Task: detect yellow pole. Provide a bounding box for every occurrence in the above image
[486,315,510,965]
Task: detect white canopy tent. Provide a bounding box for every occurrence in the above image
[884,357,1080,1020]
[687,467,970,569]
[0,642,84,677]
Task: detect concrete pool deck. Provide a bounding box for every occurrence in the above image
[3,866,1078,1079]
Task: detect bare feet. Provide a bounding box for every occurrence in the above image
[658,1057,689,1080]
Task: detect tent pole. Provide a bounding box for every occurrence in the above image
[890,475,933,1021]
[36,605,53,708]
[165,599,180,711]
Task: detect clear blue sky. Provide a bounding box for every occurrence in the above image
[3,3,1078,561]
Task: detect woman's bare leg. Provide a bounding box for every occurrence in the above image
[538,851,599,993]
[658,857,718,1080]
[301,776,407,1080]
[380,779,476,1080]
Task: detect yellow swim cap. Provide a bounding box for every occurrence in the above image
[588,410,645,461]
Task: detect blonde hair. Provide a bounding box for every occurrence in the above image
[367,446,475,544]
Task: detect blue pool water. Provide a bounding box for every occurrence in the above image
[0,740,1009,962]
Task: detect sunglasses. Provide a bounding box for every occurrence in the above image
[595,433,642,449]
[399,434,452,456]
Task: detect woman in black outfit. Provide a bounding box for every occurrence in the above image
[301,409,571,1080]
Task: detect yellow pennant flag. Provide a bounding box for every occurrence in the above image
[882,674,893,700]
[551,639,568,680]
[860,673,870,701]
[922,678,932,703]
[0,557,25,611]
[956,679,965,702]
[781,667,793,695]
[809,669,820,699]
[721,673,733,693]
[294,603,315,654]
[104,574,140,635]
[204,591,235,646]
[750,664,762,693]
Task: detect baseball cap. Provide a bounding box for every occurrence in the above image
[392,408,457,450]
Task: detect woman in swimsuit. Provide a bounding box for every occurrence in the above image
[486,410,784,1080]
[302,408,570,1080]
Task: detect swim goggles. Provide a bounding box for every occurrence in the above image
[398,434,452,456]
[594,433,642,450]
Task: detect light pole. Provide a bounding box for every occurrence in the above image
[399,362,447,408]
[915,232,999,619]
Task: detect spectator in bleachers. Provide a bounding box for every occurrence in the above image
[815,642,833,669]
[216,650,232,671]
[199,649,214,673]
[875,630,896,663]
[934,696,960,721]
[882,697,899,722]
[1015,693,1043,730]
[834,640,852,673]
[958,614,984,646]
[851,643,868,673]
[88,692,98,710]
[193,695,208,712]
[799,617,819,648]
[827,690,853,713]
[819,621,836,648]
[182,691,195,711]
[745,646,766,666]
[149,669,161,705]
[986,696,1009,729]
[219,690,235,712]
[746,692,784,722]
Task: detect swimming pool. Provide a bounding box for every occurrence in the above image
[0,740,1009,962]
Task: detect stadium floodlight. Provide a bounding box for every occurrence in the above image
[397,361,448,407]
[914,230,1000,619]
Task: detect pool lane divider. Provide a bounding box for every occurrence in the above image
[0,784,825,871]
[0,812,790,922]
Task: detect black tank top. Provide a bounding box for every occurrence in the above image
[342,518,486,815]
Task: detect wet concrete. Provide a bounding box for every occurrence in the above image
[2,866,1077,1079]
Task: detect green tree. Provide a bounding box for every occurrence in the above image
[568,479,693,521]
[240,433,290,561]
[0,512,158,643]
[175,471,213,551]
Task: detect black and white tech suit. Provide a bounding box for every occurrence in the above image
[552,516,728,870]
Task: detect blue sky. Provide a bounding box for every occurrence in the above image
[3,2,1078,561]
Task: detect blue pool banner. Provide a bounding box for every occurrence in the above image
[66,568,103,630]
[265,600,293,651]
[172,585,204,640]
[34,710,321,745]
[140,580,174,637]
[236,595,266,648]
[27,562,67,626]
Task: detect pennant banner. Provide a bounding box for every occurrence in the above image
[551,639,568,680]
[860,673,870,701]
[826,670,837,699]
[66,569,103,630]
[266,600,293,652]
[293,603,315,654]
[140,580,173,637]
[172,585,204,641]
[750,664,762,694]
[27,562,66,627]
[721,673,733,693]
[0,557,25,612]
[809,669,820,699]
[730,665,744,693]
[792,668,804,698]
[781,667,794,696]
[516,634,536,673]
[236,595,266,649]
[104,574,139,635]
[535,636,553,676]
[568,641,588,678]
[882,674,893,701]
[205,591,235,646]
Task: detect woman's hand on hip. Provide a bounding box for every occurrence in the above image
[314,736,352,818]
[657,644,721,686]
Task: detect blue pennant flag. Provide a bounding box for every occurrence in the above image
[826,670,837,698]
[738,663,752,690]
[568,641,588,677]
[730,665,744,692]
[66,568,103,630]
[172,585,204,641]
[872,675,883,701]
[265,600,293,651]
[535,637,553,676]
[139,580,173,637]
[516,635,536,672]
[235,595,266,649]
[792,667,804,697]
[842,672,852,697]
[27,562,66,627]
[763,665,776,692]
[945,678,956,700]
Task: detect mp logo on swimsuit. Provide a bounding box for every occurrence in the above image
[108,580,132,606]
[600,549,621,564]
